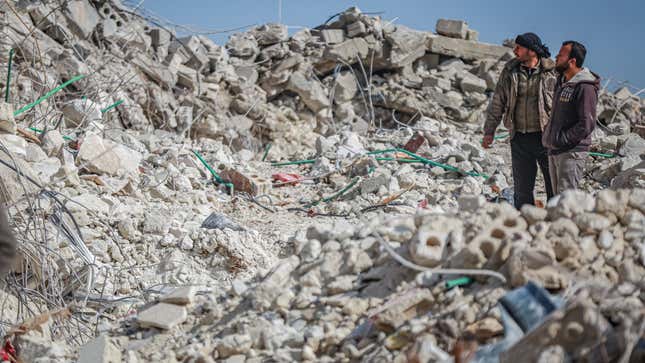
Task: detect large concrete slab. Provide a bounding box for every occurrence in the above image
[427,35,510,61]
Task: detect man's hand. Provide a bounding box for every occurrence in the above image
[482,134,494,149]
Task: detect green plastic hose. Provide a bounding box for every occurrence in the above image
[589,152,615,158]
[305,176,360,207]
[368,148,489,179]
[445,276,473,289]
[192,150,234,193]
[262,143,272,162]
[14,74,86,116]
[5,49,14,102]
[101,99,123,113]
[29,127,74,141]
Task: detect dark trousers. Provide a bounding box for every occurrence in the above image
[510,132,554,209]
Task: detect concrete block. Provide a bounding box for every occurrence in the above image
[321,29,345,44]
[436,19,468,39]
[220,168,272,196]
[422,76,451,91]
[428,35,510,61]
[346,21,367,38]
[136,303,187,330]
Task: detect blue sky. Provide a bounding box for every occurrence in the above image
[142,0,644,94]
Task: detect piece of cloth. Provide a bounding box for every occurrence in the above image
[513,64,543,133]
[549,151,587,194]
[510,132,554,209]
[0,207,17,277]
[542,68,600,155]
[515,32,551,58]
[484,57,557,139]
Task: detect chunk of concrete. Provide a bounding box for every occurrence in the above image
[346,21,367,38]
[618,133,645,157]
[323,37,370,66]
[436,19,468,39]
[77,335,121,363]
[226,33,259,58]
[385,25,427,68]
[422,75,451,91]
[76,134,142,177]
[136,303,187,330]
[0,102,16,134]
[220,168,272,196]
[0,134,26,157]
[458,194,486,212]
[373,288,434,332]
[333,71,357,103]
[41,130,65,157]
[409,224,448,268]
[62,99,102,127]
[286,71,330,113]
[614,86,636,101]
[428,35,510,61]
[64,0,100,39]
[160,286,197,305]
[321,29,345,44]
[131,54,178,88]
[466,29,479,41]
[251,23,288,45]
[460,73,488,93]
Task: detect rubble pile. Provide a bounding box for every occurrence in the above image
[0,1,642,362]
[88,188,644,363]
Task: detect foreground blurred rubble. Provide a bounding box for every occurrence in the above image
[0,2,643,362]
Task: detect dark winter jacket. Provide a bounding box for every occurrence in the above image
[484,57,557,138]
[542,68,600,155]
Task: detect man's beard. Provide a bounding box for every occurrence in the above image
[555,62,569,73]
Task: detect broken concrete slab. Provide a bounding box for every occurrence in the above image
[286,71,331,113]
[77,335,122,363]
[346,21,367,38]
[76,134,142,177]
[250,23,288,45]
[385,25,427,68]
[136,303,187,330]
[459,73,488,93]
[427,35,510,61]
[436,19,468,39]
[0,102,16,134]
[321,29,345,44]
[160,286,197,305]
[226,33,259,58]
[0,133,27,157]
[322,37,370,65]
[131,53,178,89]
[40,130,65,157]
[220,168,272,196]
[422,75,451,91]
[64,0,100,39]
[333,71,357,103]
[62,99,102,127]
[373,289,434,332]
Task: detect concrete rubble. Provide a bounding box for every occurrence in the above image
[0,2,643,362]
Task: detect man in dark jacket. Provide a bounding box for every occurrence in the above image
[542,41,600,194]
[483,33,556,209]
[0,206,16,277]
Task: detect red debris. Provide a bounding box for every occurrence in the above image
[403,132,426,153]
[418,199,428,209]
[1,339,16,362]
[272,173,303,186]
